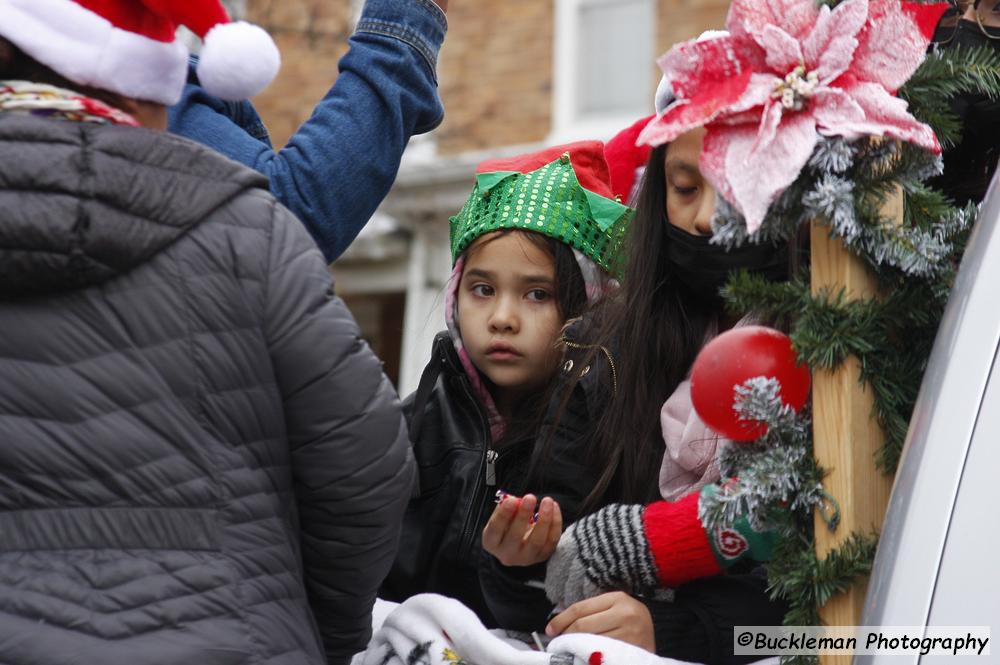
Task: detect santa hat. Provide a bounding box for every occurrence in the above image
[604,115,653,205]
[0,0,280,106]
[900,1,950,42]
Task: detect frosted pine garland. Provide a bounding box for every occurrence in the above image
[803,175,858,242]
[807,137,855,175]
[699,378,823,535]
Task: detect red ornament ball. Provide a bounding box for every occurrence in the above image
[690,326,810,441]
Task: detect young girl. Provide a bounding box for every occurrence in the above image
[479,62,791,665]
[380,141,633,625]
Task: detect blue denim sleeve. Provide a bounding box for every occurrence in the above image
[167,0,447,262]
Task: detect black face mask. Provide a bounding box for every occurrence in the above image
[663,219,789,302]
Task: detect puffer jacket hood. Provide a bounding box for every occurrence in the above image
[0,113,265,296]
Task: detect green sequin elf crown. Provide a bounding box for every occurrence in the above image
[449,141,634,275]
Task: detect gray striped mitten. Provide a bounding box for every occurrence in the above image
[544,504,658,609]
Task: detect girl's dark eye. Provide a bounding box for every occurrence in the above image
[526,289,551,302]
[673,185,698,196]
[472,284,494,297]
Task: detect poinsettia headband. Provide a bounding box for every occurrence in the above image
[638,0,941,233]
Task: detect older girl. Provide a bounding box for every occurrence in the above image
[479,123,789,663]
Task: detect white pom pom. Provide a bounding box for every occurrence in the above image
[198,21,280,101]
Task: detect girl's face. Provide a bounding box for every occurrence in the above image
[457,232,563,407]
[664,127,716,236]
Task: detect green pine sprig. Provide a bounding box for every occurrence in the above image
[900,45,1000,148]
[768,531,880,665]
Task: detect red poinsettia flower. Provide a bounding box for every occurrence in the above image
[638,0,940,233]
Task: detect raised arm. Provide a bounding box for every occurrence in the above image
[169,0,447,261]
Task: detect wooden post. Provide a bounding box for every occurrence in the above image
[810,188,901,663]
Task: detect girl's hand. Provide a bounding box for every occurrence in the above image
[482,494,562,567]
[545,591,656,652]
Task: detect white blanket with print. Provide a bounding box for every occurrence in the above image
[353,594,689,665]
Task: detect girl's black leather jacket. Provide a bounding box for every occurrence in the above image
[380,331,533,626]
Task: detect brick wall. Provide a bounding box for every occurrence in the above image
[435,1,554,155]
[656,0,730,50]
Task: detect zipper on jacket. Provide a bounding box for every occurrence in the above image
[485,449,499,487]
[462,439,534,566]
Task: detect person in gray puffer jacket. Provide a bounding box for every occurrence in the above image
[0,2,414,665]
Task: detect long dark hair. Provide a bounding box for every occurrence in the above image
[530,144,719,511]
[535,232,588,324]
